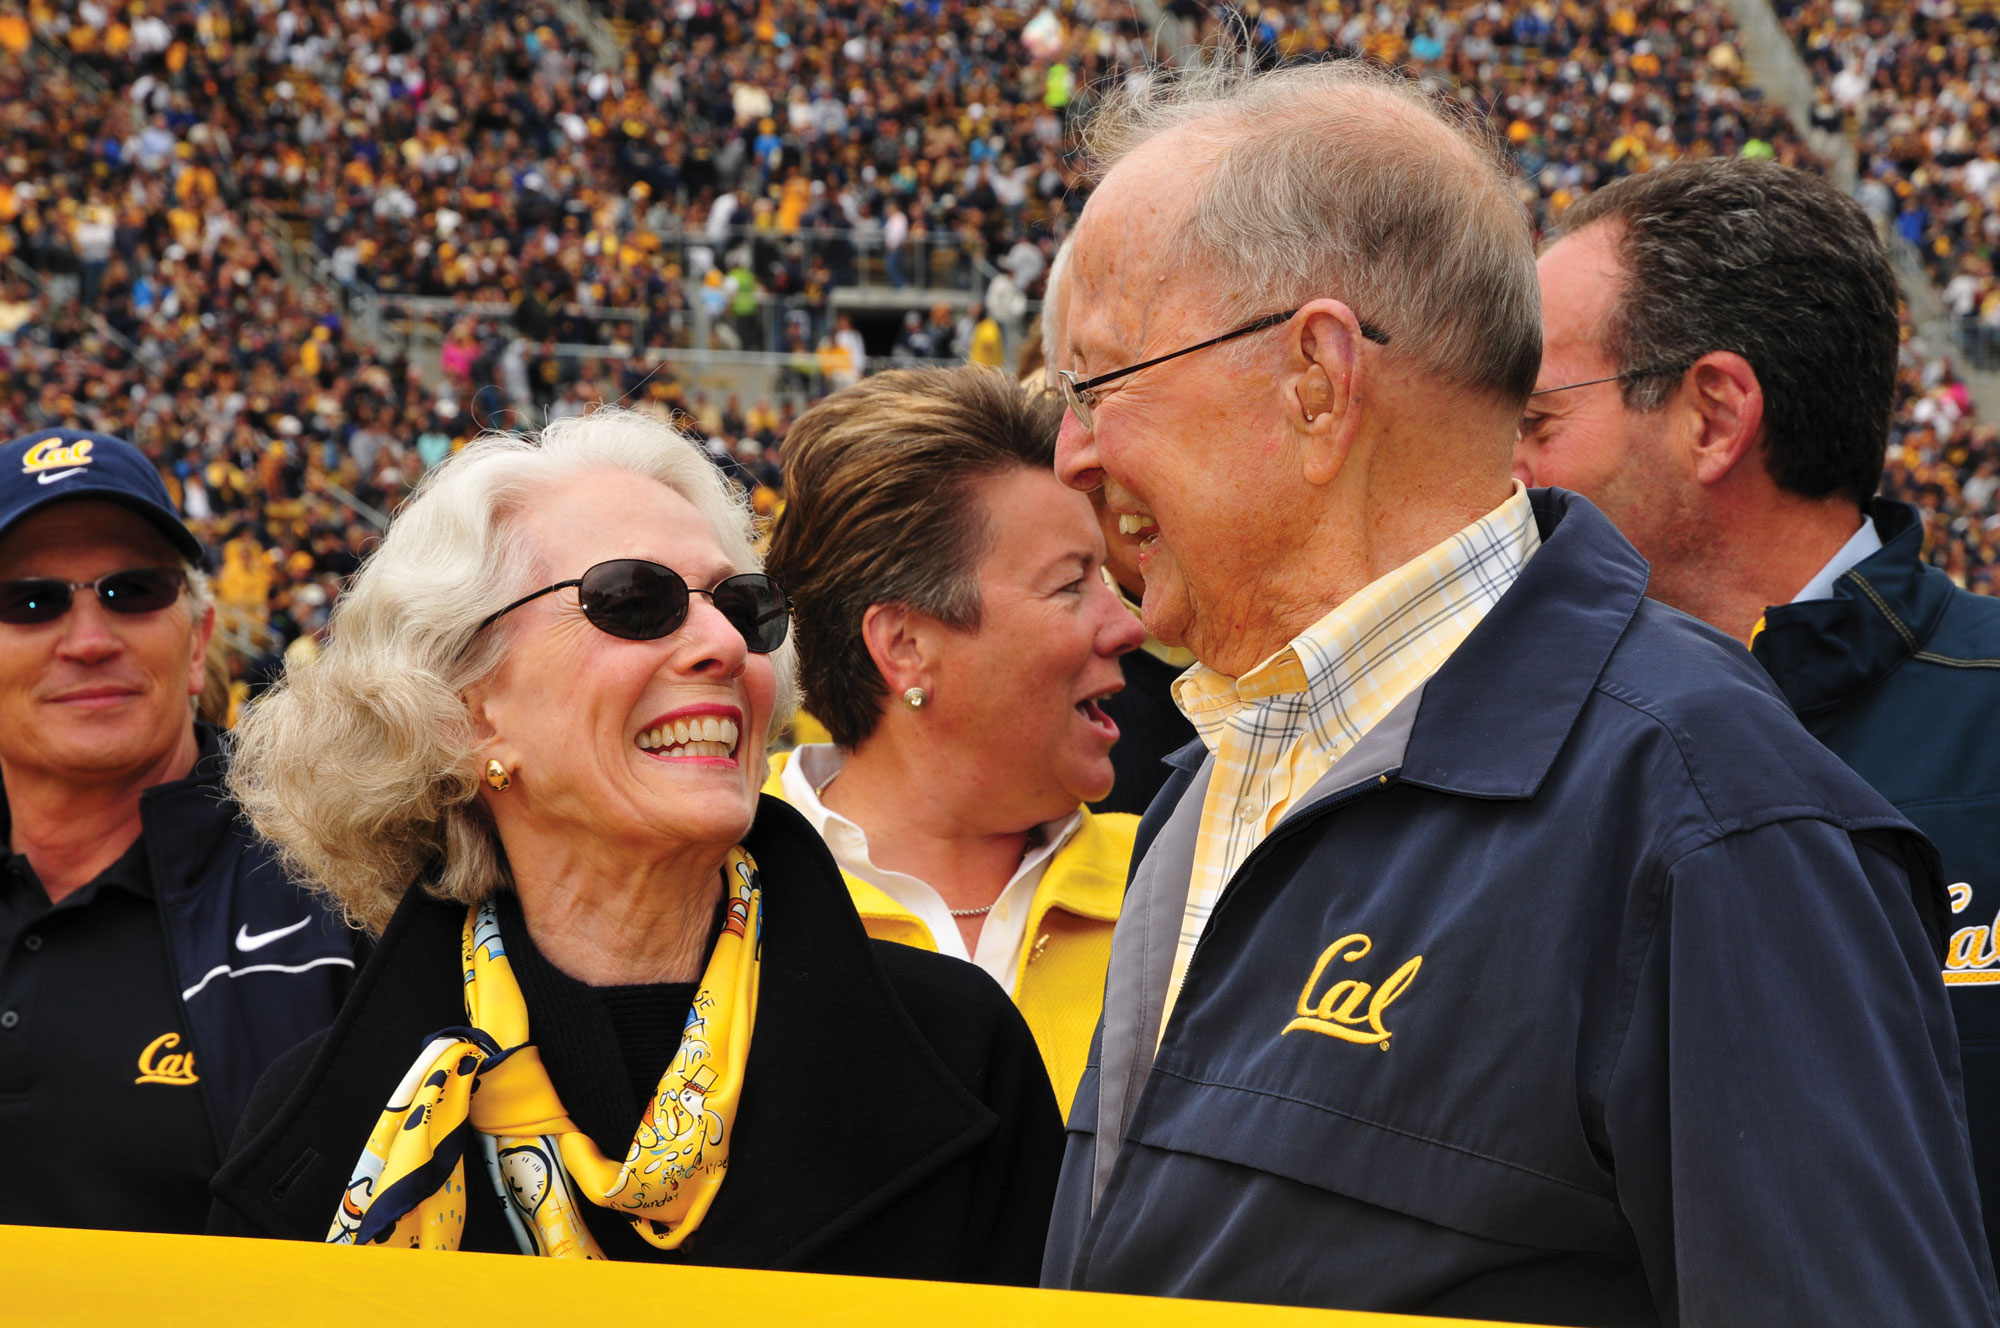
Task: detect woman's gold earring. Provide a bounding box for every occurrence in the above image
[484,759,511,792]
[903,687,927,710]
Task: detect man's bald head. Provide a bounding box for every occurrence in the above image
[1075,60,1541,407]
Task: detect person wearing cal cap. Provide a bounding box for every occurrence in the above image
[0,429,360,1235]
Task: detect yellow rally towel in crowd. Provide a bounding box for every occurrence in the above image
[328,849,764,1257]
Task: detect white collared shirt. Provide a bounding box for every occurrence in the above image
[1792,515,1883,603]
[778,744,1083,991]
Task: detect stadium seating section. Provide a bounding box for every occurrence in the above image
[0,0,1993,691]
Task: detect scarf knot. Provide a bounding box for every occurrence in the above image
[329,849,765,1257]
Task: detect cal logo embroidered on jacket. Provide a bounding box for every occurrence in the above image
[21,437,95,477]
[1944,884,2000,986]
[1282,933,1421,1049]
[134,1032,199,1086]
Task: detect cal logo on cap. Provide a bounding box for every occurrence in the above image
[21,437,94,481]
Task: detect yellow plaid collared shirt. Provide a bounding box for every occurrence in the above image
[1158,483,1541,1040]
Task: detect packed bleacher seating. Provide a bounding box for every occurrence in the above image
[1780,2,1997,345]
[1775,0,2000,592]
[1890,312,2000,595]
[0,0,1994,680]
[1180,0,1818,223]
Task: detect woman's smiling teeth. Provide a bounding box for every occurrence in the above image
[636,716,741,758]
[1115,513,1158,536]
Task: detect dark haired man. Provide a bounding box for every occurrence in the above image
[0,429,360,1234]
[1522,157,2000,1260]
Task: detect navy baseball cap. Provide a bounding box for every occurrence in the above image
[0,429,204,566]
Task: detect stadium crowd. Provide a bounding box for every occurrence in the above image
[1781,1,1998,341]
[1775,0,2000,591]
[0,0,1995,713]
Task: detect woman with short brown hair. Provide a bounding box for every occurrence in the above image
[764,368,1144,1113]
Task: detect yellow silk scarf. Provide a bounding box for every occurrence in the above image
[328,848,764,1256]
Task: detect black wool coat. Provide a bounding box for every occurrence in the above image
[208,796,1065,1283]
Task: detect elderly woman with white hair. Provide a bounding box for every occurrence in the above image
[207,410,1064,1278]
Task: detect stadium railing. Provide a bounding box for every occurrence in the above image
[249,201,384,351]
[5,254,166,374]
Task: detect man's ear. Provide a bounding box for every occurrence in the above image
[186,601,216,700]
[1290,301,1368,487]
[1682,351,1765,488]
[860,602,939,698]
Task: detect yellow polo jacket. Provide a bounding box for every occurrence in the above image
[765,753,1134,1114]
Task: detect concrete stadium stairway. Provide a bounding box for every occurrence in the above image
[1724,0,2000,418]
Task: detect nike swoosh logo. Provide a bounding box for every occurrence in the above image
[35,468,87,485]
[235,917,312,952]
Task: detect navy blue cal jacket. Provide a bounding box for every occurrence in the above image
[1043,490,1997,1328]
[19,723,364,1154]
[1754,499,2000,1263]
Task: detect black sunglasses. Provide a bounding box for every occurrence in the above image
[476,559,792,653]
[0,567,188,626]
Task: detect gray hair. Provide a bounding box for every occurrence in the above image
[1079,59,1541,403]
[228,408,799,934]
[184,564,214,616]
[1041,237,1073,380]
[183,563,214,718]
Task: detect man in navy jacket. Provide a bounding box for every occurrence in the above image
[1046,65,1996,1325]
[1526,158,2000,1268]
[0,430,359,1234]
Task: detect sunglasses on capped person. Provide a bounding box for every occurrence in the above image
[0,567,188,625]
[477,559,793,654]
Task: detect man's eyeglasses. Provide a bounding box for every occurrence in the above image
[476,559,792,654]
[1529,363,1691,396]
[1057,308,1392,432]
[0,567,188,626]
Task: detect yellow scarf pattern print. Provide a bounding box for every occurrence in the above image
[328,849,764,1256]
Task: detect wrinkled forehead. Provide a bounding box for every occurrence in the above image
[1068,145,1212,359]
[508,469,741,588]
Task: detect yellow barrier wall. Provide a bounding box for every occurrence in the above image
[0,1224,1536,1327]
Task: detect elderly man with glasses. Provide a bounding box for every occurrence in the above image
[0,429,359,1236]
[1041,63,1996,1325]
